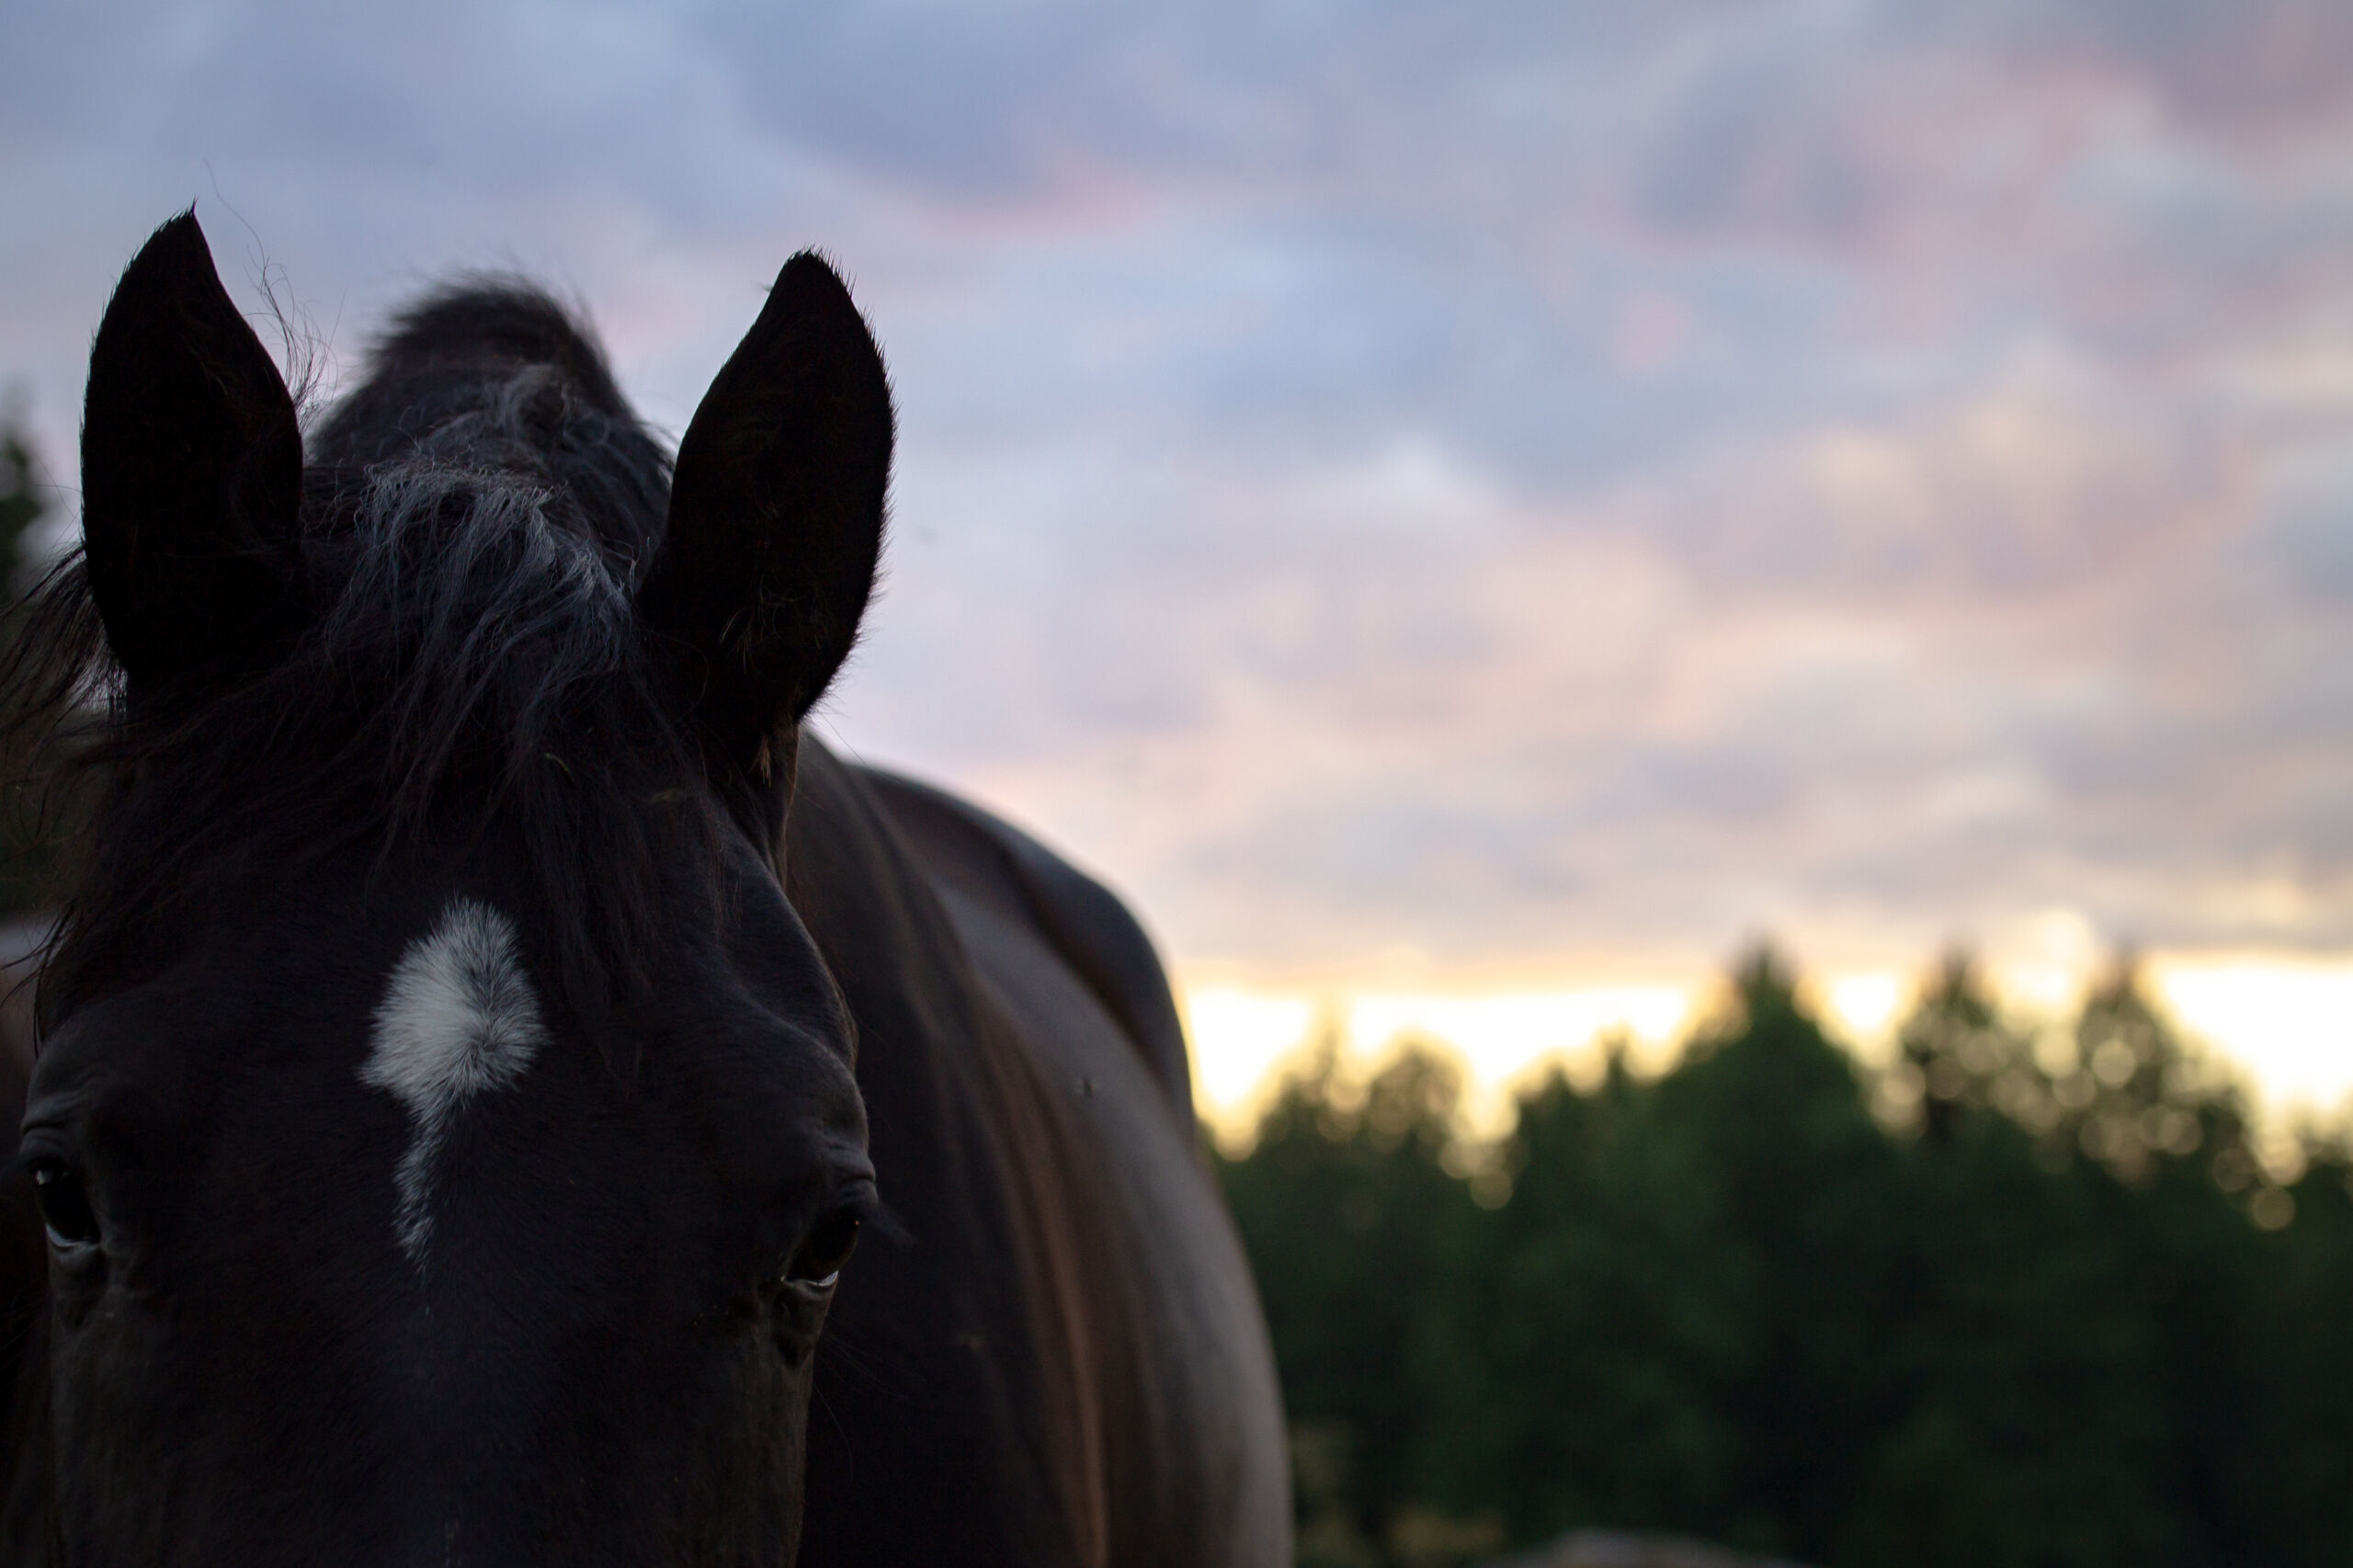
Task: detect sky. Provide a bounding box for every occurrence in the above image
[6,0,2352,1126]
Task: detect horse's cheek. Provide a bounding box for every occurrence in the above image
[676,1336,811,1565]
[48,1311,175,1548]
[769,1283,834,1369]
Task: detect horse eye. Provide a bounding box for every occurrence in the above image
[29,1161,99,1250]
[786,1210,860,1287]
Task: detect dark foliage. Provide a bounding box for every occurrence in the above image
[0,415,69,916]
[1221,946,2353,1568]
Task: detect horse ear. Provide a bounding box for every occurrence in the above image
[81,210,305,694]
[638,253,892,778]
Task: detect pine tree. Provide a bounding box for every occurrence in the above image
[0,409,61,915]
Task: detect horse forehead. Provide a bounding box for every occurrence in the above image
[360,897,550,1261]
[361,897,547,1116]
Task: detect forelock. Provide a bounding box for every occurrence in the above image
[19,284,723,1021]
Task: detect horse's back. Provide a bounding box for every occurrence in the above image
[857,768,1190,1110]
[787,744,1290,1567]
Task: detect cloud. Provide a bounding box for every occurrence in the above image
[6,0,2353,981]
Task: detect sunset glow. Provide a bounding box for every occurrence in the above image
[1185,959,2353,1150]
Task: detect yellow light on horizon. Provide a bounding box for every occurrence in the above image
[1183,988,1319,1132]
[1184,981,1695,1143]
[2153,960,2353,1121]
[1182,953,2353,1149]
[1347,988,1693,1135]
[1823,971,1907,1059]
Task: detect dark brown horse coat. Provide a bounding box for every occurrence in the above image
[0,747,1291,1565]
[788,748,1289,1564]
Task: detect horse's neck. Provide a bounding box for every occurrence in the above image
[781,734,1019,1185]
[783,739,1127,1562]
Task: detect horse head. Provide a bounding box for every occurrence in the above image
[17,211,892,1566]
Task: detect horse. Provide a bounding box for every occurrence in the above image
[0,211,1290,1567]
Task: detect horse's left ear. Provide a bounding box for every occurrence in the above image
[81,210,305,696]
[638,253,893,780]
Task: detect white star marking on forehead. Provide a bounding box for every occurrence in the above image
[360,898,547,1262]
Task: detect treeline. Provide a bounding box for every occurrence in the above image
[1217,949,2353,1568]
[0,410,74,915]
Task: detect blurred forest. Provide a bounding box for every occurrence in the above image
[0,407,62,916]
[1220,949,2353,1568]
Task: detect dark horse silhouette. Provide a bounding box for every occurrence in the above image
[0,213,1288,1566]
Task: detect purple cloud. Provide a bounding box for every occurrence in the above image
[5,0,2352,980]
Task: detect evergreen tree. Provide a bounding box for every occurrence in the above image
[0,409,56,915]
[1894,949,2045,1149]
[1419,1041,1744,1548]
[0,417,43,568]
[1218,941,2353,1567]
[1219,1027,1483,1565]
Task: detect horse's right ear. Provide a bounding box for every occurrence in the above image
[81,210,305,695]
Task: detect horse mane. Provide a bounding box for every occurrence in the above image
[5,280,714,1026]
